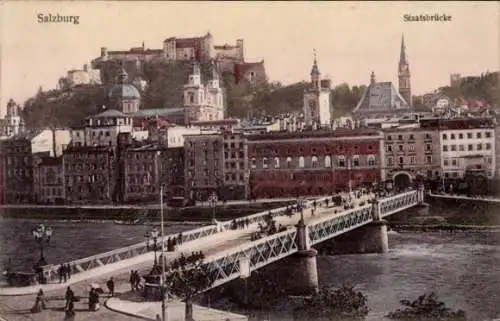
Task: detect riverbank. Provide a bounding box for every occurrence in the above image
[0,200,294,222]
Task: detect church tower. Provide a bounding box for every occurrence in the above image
[303,50,331,128]
[398,35,412,106]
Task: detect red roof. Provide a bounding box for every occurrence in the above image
[455,97,491,108]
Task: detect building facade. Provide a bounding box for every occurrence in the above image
[438,118,496,180]
[33,156,65,204]
[184,133,224,201]
[222,132,249,200]
[247,130,383,199]
[183,61,224,125]
[0,99,24,138]
[382,127,441,188]
[0,140,4,205]
[63,145,117,204]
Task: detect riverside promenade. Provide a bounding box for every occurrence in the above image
[0,193,374,321]
[428,192,500,203]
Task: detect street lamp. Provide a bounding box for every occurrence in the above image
[209,191,218,224]
[31,224,53,267]
[156,150,168,321]
[145,228,160,271]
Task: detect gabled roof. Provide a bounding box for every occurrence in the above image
[353,81,411,115]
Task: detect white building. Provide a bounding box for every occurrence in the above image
[65,64,102,88]
[163,126,202,148]
[183,61,224,124]
[303,52,331,128]
[0,99,24,138]
[71,109,134,147]
[439,118,496,179]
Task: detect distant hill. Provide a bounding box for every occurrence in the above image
[20,60,367,130]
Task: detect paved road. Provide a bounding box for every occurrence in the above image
[0,193,374,321]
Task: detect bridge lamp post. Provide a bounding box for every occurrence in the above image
[31,224,53,267]
[209,192,218,224]
[145,228,160,270]
[156,150,168,321]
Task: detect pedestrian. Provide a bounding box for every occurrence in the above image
[129,270,135,291]
[65,286,74,310]
[156,314,162,321]
[62,264,68,283]
[31,289,46,313]
[88,288,94,311]
[58,264,64,283]
[106,277,115,297]
[66,263,71,280]
[134,271,141,290]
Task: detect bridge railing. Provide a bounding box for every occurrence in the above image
[378,190,418,218]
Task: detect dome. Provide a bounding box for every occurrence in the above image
[108,84,141,100]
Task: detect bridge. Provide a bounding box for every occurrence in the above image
[23,187,425,296]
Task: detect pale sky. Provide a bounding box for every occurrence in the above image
[1,1,499,117]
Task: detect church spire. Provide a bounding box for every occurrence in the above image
[370,71,376,85]
[310,49,321,76]
[400,34,407,65]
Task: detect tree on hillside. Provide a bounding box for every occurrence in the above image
[331,83,367,117]
[387,292,466,321]
[166,258,215,321]
[293,286,370,321]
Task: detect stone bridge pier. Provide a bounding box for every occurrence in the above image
[321,201,389,255]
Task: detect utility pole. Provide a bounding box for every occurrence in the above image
[158,150,168,321]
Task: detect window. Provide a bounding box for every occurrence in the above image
[399,157,404,165]
[387,156,394,166]
[426,144,431,151]
[468,144,473,151]
[387,135,392,141]
[486,143,492,150]
[467,133,472,139]
[338,156,346,167]
[443,145,448,152]
[452,172,458,178]
[444,159,449,166]
[442,134,447,140]
[274,157,280,168]
[398,145,404,152]
[486,132,492,138]
[386,145,392,152]
[459,145,464,151]
[477,144,482,151]
[188,93,194,104]
[410,156,416,164]
[409,134,415,140]
[459,133,463,139]
[444,172,450,178]
[427,170,433,178]
[286,157,292,168]
[263,157,268,169]
[368,155,376,166]
[451,145,457,152]
[311,156,318,168]
[426,155,432,163]
[451,159,457,166]
[325,156,332,168]
[409,144,415,152]
[425,133,431,140]
[477,132,482,139]
[398,135,403,141]
[299,156,305,168]
[352,156,360,167]
[451,133,456,139]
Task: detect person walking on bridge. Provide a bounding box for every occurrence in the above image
[106,277,115,297]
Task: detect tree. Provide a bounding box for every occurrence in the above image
[293,286,369,321]
[166,258,215,321]
[387,292,466,321]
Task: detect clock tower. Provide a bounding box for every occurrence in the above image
[303,50,331,128]
[398,35,412,106]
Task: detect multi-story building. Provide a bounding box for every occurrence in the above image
[183,61,224,125]
[222,132,249,200]
[33,156,64,204]
[63,145,116,204]
[247,129,383,199]
[438,117,496,180]
[2,129,70,204]
[0,139,5,205]
[70,109,134,147]
[0,99,24,138]
[184,133,224,201]
[382,126,441,188]
[303,52,331,128]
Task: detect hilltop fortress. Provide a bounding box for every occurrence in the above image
[90,32,267,86]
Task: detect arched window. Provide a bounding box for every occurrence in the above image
[368,155,376,166]
[263,157,268,169]
[325,156,332,168]
[299,156,305,168]
[274,157,280,168]
[250,158,256,169]
[311,156,318,168]
[338,156,346,167]
[188,93,194,104]
[353,155,360,167]
[286,157,292,168]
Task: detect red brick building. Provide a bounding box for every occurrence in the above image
[247,130,383,198]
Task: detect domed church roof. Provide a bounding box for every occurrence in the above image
[108,68,141,100]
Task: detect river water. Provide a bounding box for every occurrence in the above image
[1,217,499,320]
